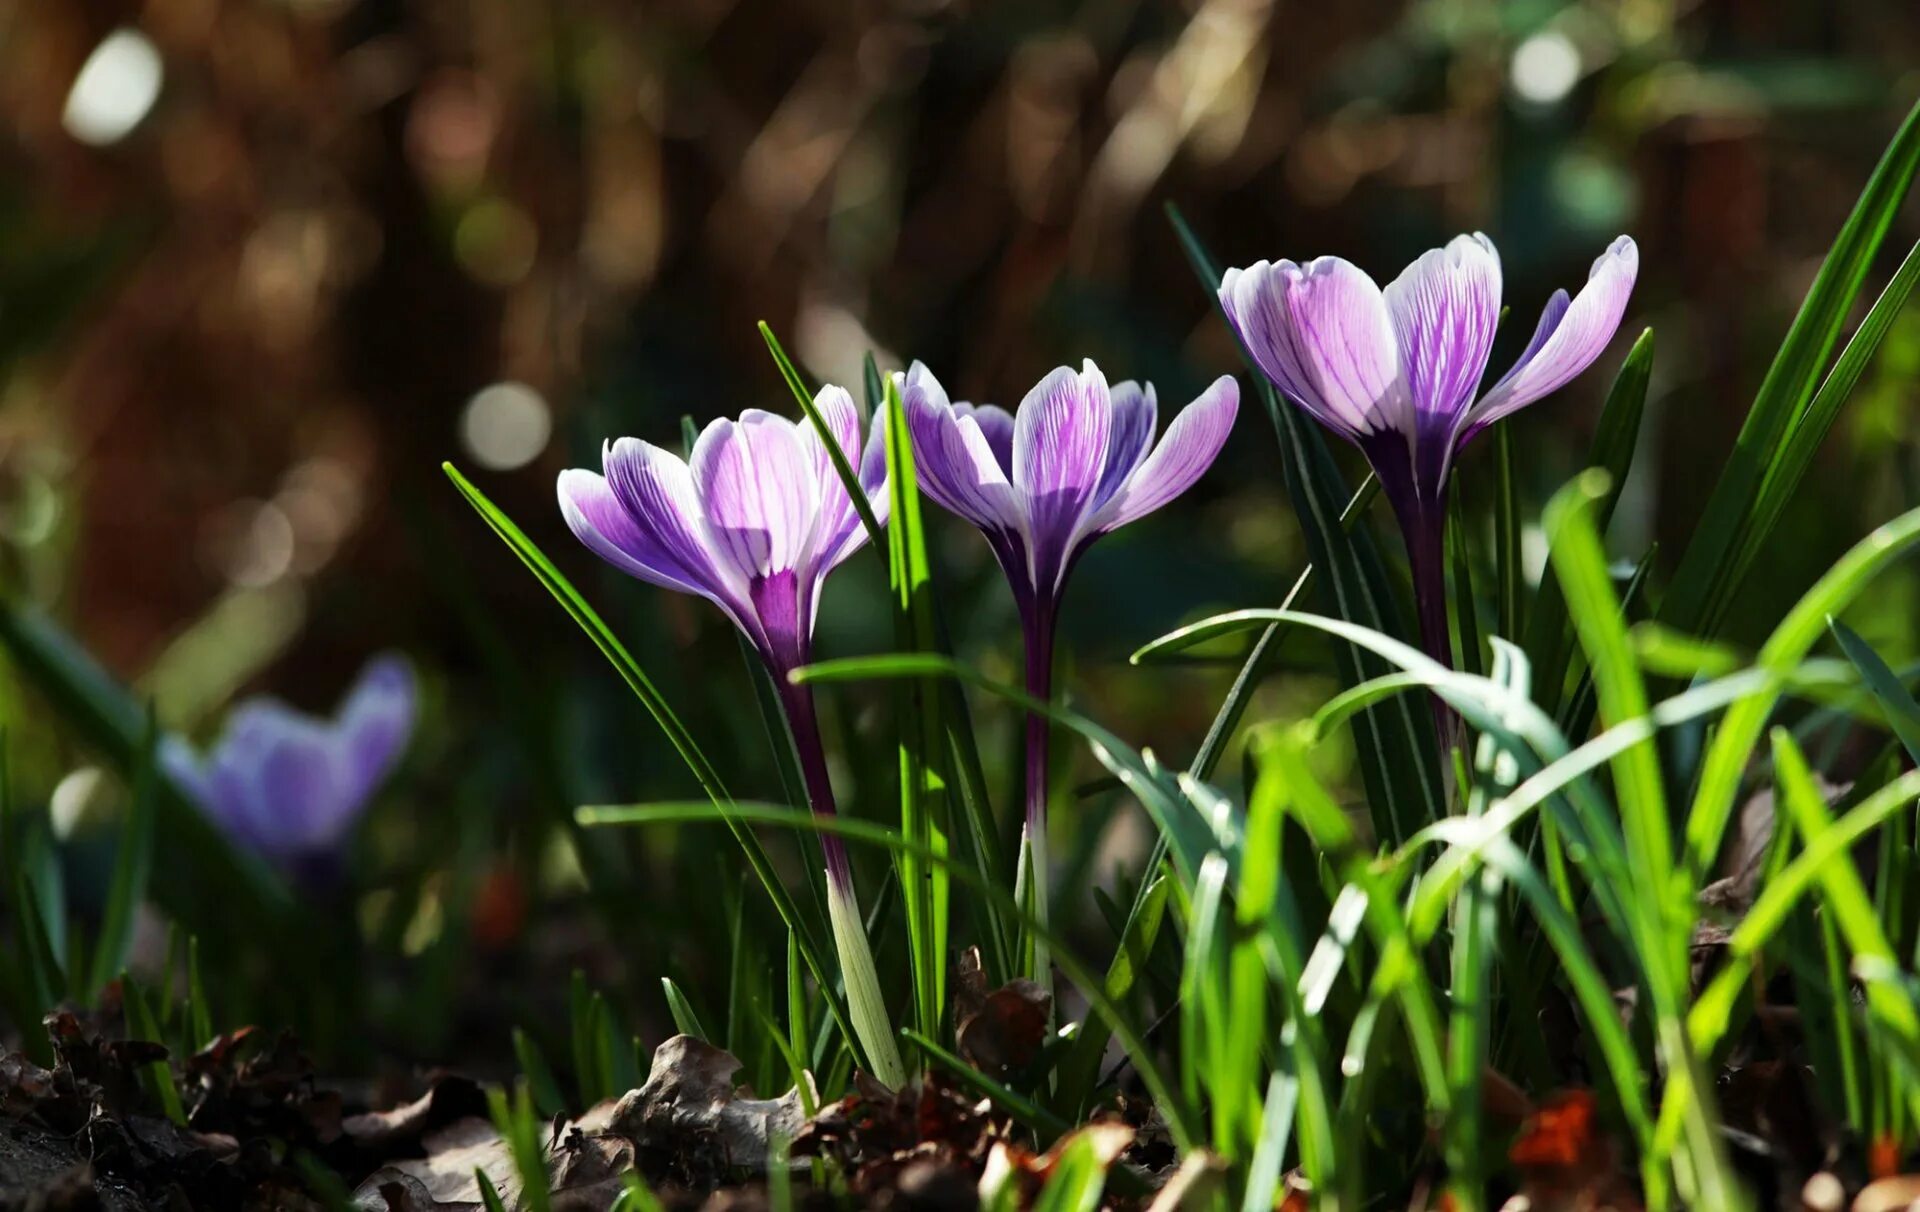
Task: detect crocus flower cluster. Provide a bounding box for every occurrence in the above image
[558,386,905,1086]
[162,654,415,882]
[904,360,1238,987]
[1219,233,1638,671]
[556,231,1634,1064]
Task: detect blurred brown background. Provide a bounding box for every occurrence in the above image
[4,0,1920,769]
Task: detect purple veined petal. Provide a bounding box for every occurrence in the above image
[797,385,870,573]
[1465,235,1639,437]
[955,403,1015,477]
[563,444,713,600]
[334,654,416,807]
[1384,233,1502,428]
[691,410,820,583]
[1090,375,1240,533]
[1219,257,1407,442]
[858,405,890,517]
[1089,381,1158,515]
[811,402,893,578]
[1012,361,1113,587]
[905,362,1023,536]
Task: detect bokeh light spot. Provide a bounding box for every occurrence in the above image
[1510,31,1581,106]
[63,28,165,146]
[461,382,551,471]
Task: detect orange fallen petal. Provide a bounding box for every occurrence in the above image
[1509,1089,1598,1171]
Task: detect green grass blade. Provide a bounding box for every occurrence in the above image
[186,935,212,1052]
[1542,472,1674,920]
[476,1171,509,1212]
[88,711,159,999]
[903,1030,1072,1136]
[1524,329,1653,715]
[1493,422,1522,640]
[488,1084,552,1212]
[1691,767,1920,1052]
[569,972,604,1107]
[1737,240,1920,583]
[1769,731,1920,1091]
[793,653,1223,888]
[880,371,951,1043]
[1686,503,1920,881]
[1054,872,1169,1117]
[758,322,885,549]
[122,974,187,1126]
[1662,99,1920,638]
[510,1027,568,1119]
[1830,618,1920,765]
[578,798,1197,1148]
[661,977,710,1041]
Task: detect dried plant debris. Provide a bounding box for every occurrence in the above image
[612,1036,809,1189]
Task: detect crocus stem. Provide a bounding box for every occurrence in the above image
[776,677,907,1088]
[1017,598,1057,1002]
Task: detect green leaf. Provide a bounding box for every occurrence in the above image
[1054,872,1168,1116]
[88,712,159,999]
[578,798,1196,1148]
[186,935,213,1053]
[1523,328,1653,716]
[1740,237,1920,572]
[757,322,883,547]
[903,1030,1071,1137]
[661,978,710,1041]
[1686,503,1920,880]
[122,974,186,1126]
[1662,99,1920,639]
[569,972,605,1108]
[1829,618,1920,765]
[487,1083,552,1212]
[510,1028,568,1119]
[1768,730,1920,1099]
[476,1171,509,1212]
[1493,421,1522,640]
[879,370,952,1045]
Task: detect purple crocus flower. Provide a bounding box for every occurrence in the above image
[903,359,1238,985]
[162,654,415,881]
[556,386,907,1086]
[1219,233,1638,670]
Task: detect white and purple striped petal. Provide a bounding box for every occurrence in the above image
[905,363,1023,538]
[1012,361,1114,584]
[1218,256,1407,442]
[1385,233,1502,429]
[1466,235,1639,437]
[1223,232,1637,671]
[1089,376,1240,533]
[692,410,820,585]
[560,390,888,674]
[908,359,1238,608]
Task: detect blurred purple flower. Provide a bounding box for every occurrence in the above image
[904,359,1238,983]
[162,654,415,871]
[557,386,906,1086]
[1219,233,1638,668]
